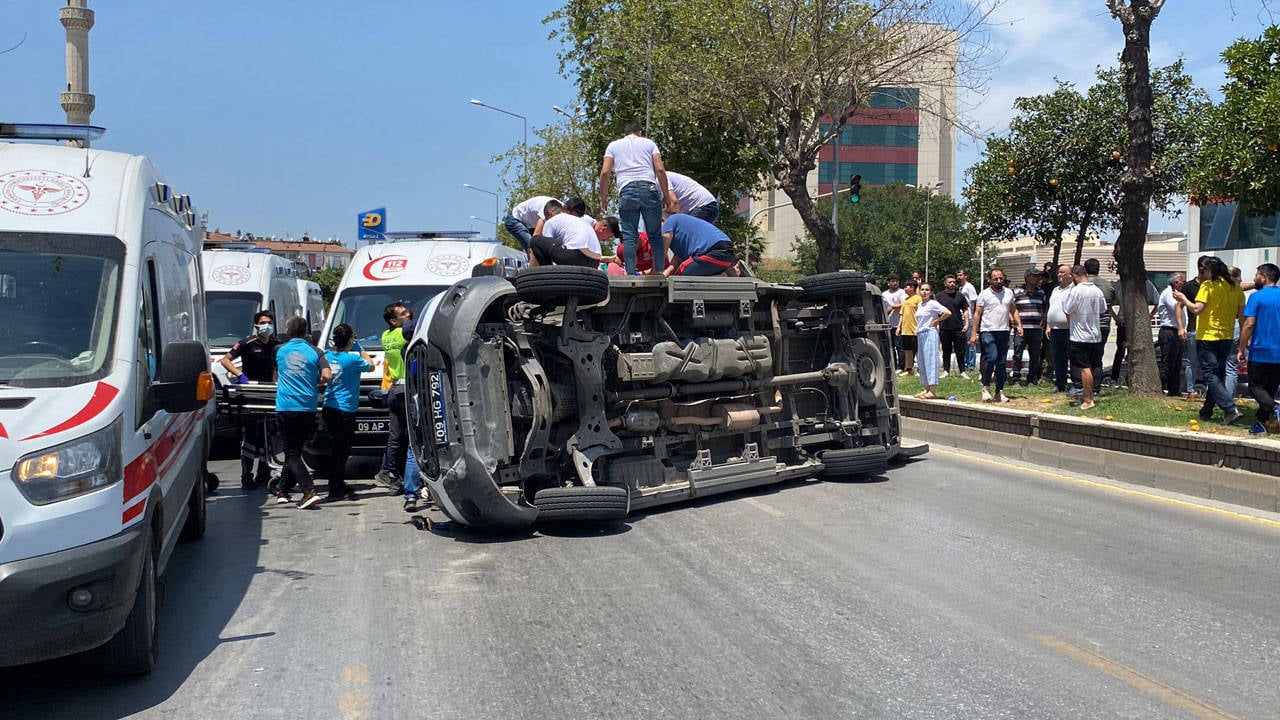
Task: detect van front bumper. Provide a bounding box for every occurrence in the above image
[0,524,147,667]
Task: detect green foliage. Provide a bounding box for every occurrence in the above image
[791,183,980,281]
[1188,26,1280,213]
[310,266,345,308]
[965,63,1208,256]
[546,0,989,274]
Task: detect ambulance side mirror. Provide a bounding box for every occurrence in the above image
[153,340,212,413]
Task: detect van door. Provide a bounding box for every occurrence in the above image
[142,237,203,550]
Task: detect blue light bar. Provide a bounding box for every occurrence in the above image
[384,230,481,239]
[0,123,107,142]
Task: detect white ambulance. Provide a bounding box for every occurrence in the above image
[303,232,525,468]
[0,124,213,674]
[297,276,326,336]
[201,248,301,381]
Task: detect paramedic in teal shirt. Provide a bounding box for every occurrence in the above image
[322,323,374,501]
[273,316,331,509]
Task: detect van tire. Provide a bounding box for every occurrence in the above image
[515,266,610,306]
[101,538,158,676]
[797,271,868,300]
[820,446,889,479]
[533,485,630,522]
[180,467,207,542]
[848,337,886,405]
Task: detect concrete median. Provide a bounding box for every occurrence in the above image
[899,398,1280,513]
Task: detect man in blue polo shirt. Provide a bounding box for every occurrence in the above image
[274,316,331,509]
[660,214,741,277]
[322,323,374,501]
[1239,263,1280,434]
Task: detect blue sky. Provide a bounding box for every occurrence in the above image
[3,1,1276,242]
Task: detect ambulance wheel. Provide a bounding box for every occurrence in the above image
[180,467,207,542]
[515,266,610,305]
[101,538,158,676]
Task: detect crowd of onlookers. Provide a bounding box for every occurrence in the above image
[883,257,1280,433]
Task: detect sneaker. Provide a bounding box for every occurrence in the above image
[1249,422,1268,435]
[1222,409,1244,426]
[995,391,1010,403]
[275,493,291,505]
[403,496,418,512]
[939,371,949,379]
[959,371,970,380]
[373,471,398,488]
[897,370,910,377]
[389,482,404,496]
[981,387,993,402]
[298,491,322,509]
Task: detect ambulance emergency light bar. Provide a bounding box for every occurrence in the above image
[383,230,482,240]
[0,123,107,142]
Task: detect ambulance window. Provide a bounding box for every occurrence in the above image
[140,260,162,381]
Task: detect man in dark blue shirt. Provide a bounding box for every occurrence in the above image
[660,214,741,277]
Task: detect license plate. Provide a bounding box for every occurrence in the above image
[428,370,449,445]
[356,420,389,434]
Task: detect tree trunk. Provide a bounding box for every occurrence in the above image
[778,169,840,272]
[1072,200,1096,268]
[1109,0,1164,395]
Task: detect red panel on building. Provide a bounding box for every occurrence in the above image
[818,146,918,163]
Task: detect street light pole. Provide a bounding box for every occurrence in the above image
[470,98,528,187]
[462,183,500,228]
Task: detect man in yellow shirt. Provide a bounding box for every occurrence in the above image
[1175,256,1246,424]
[898,280,922,376]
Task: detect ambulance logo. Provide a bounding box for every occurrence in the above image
[363,255,408,281]
[0,170,91,215]
[211,264,251,286]
[427,253,468,276]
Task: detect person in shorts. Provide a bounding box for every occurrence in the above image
[1064,265,1108,410]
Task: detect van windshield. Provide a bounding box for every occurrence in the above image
[206,291,265,349]
[328,284,448,349]
[0,233,124,388]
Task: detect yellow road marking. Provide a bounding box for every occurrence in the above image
[1033,634,1241,720]
[933,447,1280,530]
[744,497,785,518]
[340,664,370,720]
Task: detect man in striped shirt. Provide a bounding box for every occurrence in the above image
[1011,269,1046,385]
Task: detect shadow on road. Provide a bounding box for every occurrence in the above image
[0,476,265,717]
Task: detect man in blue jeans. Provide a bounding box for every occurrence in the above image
[599,121,669,274]
[660,214,741,277]
[969,268,1023,403]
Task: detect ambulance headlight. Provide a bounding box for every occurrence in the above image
[12,418,122,505]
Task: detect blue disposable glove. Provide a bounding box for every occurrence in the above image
[351,341,363,352]
[236,373,250,384]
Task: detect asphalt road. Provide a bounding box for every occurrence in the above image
[3,448,1277,719]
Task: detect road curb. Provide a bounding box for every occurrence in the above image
[899,398,1280,513]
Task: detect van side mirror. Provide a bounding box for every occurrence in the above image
[153,340,214,413]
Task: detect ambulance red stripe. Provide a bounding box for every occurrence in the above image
[21,381,119,441]
[122,499,146,524]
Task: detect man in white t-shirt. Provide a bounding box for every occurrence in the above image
[529,200,620,269]
[599,122,670,275]
[881,274,907,370]
[1064,264,1108,410]
[968,268,1023,402]
[664,171,719,224]
[503,195,556,250]
[1045,264,1074,392]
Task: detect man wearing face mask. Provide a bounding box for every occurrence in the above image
[219,310,281,489]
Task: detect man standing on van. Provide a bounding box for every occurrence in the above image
[599,121,670,275]
[273,316,331,509]
[219,310,280,490]
[376,302,412,495]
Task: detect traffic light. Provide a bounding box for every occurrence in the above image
[849,174,862,204]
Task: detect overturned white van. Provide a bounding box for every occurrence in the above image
[0,124,213,674]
